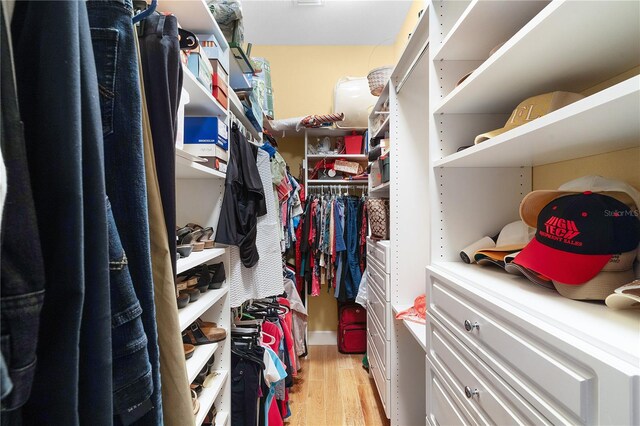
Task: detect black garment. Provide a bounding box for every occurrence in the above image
[216,125,266,267]
[0,5,45,422]
[11,1,113,424]
[231,347,264,426]
[139,13,183,277]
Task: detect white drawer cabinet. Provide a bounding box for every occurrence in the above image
[369,334,390,417]
[427,357,475,426]
[367,238,391,273]
[427,264,640,426]
[367,255,390,301]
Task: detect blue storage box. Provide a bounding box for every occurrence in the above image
[183,117,229,157]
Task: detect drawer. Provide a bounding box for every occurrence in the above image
[367,279,390,341]
[428,269,594,424]
[429,315,551,425]
[427,357,475,426]
[369,336,390,418]
[367,238,390,272]
[367,258,390,302]
[368,310,390,380]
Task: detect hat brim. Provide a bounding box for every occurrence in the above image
[505,262,555,289]
[520,190,638,228]
[474,127,509,145]
[605,281,640,309]
[513,238,612,284]
[554,269,635,301]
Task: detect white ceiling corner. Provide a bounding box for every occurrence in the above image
[241,0,413,45]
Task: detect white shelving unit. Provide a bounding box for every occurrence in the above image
[177,248,226,275]
[369,181,390,198]
[424,2,640,425]
[306,179,369,186]
[372,116,390,139]
[186,343,219,383]
[307,154,368,160]
[164,1,232,423]
[194,371,229,425]
[229,89,262,142]
[214,411,229,426]
[392,304,427,351]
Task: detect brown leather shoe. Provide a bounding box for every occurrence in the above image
[184,344,195,360]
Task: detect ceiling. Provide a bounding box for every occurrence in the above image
[241,0,413,45]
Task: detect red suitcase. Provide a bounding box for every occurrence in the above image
[338,303,367,354]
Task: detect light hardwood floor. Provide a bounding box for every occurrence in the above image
[286,345,390,426]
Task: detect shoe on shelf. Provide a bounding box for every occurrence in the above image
[177,244,193,258]
[191,390,200,415]
[190,382,203,396]
[183,321,226,346]
[184,343,195,360]
[187,223,215,249]
[180,288,200,303]
[206,262,226,289]
[177,292,190,309]
[177,226,205,252]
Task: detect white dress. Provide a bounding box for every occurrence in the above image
[229,149,285,307]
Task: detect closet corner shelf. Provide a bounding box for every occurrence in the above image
[175,155,226,179]
[179,286,229,332]
[157,0,228,49]
[429,261,640,367]
[369,181,390,197]
[433,76,640,168]
[307,179,369,185]
[214,411,229,426]
[433,0,548,61]
[434,1,640,114]
[372,116,390,139]
[229,89,262,141]
[195,370,229,425]
[307,154,368,161]
[187,343,219,383]
[183,66,228,118]
[177,248,226,275]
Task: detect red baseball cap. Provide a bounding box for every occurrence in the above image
[514,192,640,284]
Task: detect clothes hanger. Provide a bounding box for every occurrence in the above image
[261,332,276,346]
[132,0,157,24]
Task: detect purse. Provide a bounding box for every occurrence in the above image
[367,198,389,240]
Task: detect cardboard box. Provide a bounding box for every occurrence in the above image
[187,51,213,92]
[335,160,363,175]
[183,117,228,157]
[196,34,229,73]
[212,73,229,108]
[210,60,229,83]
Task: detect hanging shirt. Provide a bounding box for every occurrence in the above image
[262,346,287,426]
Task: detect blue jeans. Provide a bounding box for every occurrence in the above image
[344,198,362,300]
[11,1,113,424]
[87,0,162,423]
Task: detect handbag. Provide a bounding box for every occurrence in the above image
[367,198,389,240]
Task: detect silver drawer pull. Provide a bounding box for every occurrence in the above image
[464,320,479,332]
[464,386,479,399]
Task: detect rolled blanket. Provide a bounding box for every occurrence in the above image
[296,112,345,131]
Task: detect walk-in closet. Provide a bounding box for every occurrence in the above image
[1,1,639,425]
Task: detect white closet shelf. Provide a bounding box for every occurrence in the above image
[183,66,228,118]
[179,286,228,332]
[305,128,363,137]
[307,154,368,160]
[434,76,640,168]
[195,370,229,425]
[391,4,429,93]
[369,181,390,197]
[369,83,390,120]
[403,320,426,352]
[157,0,228,49]
[176,155,226,179]
[229,89,262,141]
[177,248,226,275]
[434,0,640,114]
[429,262,640,367]
[186,343,219,383]
[215,411,229,426]
[433,0,549,61]
[372,116,390,139]
[307,179,369,185]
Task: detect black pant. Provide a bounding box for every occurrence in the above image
[139,13,183,276]
[231,348,264,426]
[11,1,113,424]
[0,5,45,424]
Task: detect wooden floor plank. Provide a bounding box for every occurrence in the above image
[324,348,345,426]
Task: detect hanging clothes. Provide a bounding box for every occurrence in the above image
[228,147,284,307]
[217,124,266,269]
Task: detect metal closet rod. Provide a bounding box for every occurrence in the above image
[229,112,260,145]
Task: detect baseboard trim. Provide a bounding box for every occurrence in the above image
[308,331,337,345]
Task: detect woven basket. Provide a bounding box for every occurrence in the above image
[367,66,393,96]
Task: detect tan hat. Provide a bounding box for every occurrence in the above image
[474,91,585,144]
[552,251,636,301]
[474,220,535,266]
[520,175,640,228]
[605,280,640,310]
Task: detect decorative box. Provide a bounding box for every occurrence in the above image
[183,117,229,157]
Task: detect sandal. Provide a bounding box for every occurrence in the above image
[190,382,203,396]
[180,287,201,303]
[191,390,200,415]
[177,227,205,252]
[183,321,226,346]
[187,223,215,249]
[184,343,195,359]
[177,292,190,309]
[206,262,226,289]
